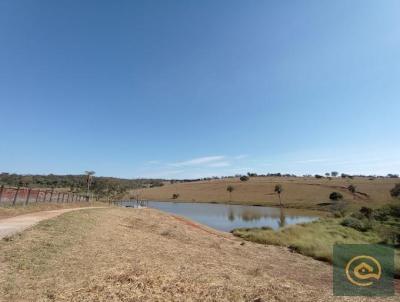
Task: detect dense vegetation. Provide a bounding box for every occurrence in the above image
[232,204,400,275]
[0,173,164,200]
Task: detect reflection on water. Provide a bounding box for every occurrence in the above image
[118,201,318,232]
[279,207,286,228]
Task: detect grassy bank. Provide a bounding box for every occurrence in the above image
[232,204,400,275]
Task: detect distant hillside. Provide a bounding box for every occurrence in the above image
[0,173,165,199]
[132,176,400,212]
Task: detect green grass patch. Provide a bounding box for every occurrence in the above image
[232,204,400,275]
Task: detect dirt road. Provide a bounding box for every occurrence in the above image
[0,207,104,239]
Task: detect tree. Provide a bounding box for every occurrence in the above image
[226,185,234,202]
[240,175,249,182]
[85,171,95,201]
[247,172,257,177]
[325,172,330,177]
[274,184,283,206]
[329,191,343,201]
[348,184,357,199]
[331,171,339,177]
[390,184,400,198]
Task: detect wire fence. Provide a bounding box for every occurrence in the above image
[0,185,88,206]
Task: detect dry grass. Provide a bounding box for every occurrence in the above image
[0,202,106,219]
[134,177,399,211]
[1,207,393,301]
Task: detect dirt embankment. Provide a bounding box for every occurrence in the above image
[0,207,397,301]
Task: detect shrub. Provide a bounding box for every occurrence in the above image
[373,206,391,221]
[341,217,365,232]
[377,225,400,245]
[333,211,345,218]
[240,176,249,182]
[359,206,373,219]
[350,212,365,220]
[172,193,179,199]
[331,199,347,217]
[390,183,400,198]
[388,204,400,218]
[261,226,272,230]
[329,192,343,201]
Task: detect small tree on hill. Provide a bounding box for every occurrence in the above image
[240,175,249,182]
[329,191,343,201]
[331,171,339,177]
[274,184,283,206]
[226,185,234,202]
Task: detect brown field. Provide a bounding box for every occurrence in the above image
[1,207,397,301]
[132,177,399,211]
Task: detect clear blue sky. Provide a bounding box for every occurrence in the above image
[1,0,399,179]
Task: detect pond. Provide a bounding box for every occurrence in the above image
[118,200,319,232]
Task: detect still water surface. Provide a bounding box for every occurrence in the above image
[119,201,318,232]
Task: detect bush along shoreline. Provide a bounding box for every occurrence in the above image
[232,204,400,276]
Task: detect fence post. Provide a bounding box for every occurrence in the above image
[0,185,4,204]
[50,189,54,202]
[12,187,20,206]
[25,188,32,205]
[35,190,40,203]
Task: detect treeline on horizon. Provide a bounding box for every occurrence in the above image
[0,173,165,199]
[1,171,399,190]
[171,172,399,183]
